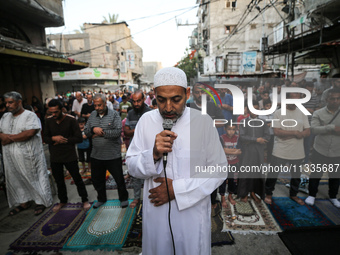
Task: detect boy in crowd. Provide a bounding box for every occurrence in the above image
[77,117,91,174]
[220,123,241,207]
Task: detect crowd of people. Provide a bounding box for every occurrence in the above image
[0,66,339,254]
[187,73,340,209]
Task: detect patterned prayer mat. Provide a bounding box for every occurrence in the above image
[62,200,136,251]
[211,202,235,246]
[123,202,234,249]
[267,197,335,230]
[123,203,143,248]
[9,203,86,252]
[106,175,135,190]
[222,199,281,234]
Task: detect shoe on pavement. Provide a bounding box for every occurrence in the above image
[121,200,128,208]
[305,196,315,206]
[330,198,340,208]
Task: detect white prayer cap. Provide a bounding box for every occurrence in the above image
[154,67,187,89]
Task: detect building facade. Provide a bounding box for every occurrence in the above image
[48,22,143,93]
[0,0,88,102]
[265,0,340,78]
[191,0,287,78]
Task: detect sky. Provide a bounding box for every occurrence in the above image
[45,0,198,68]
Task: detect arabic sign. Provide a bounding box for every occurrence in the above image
[52,68,128,81]
[242,51,257,73]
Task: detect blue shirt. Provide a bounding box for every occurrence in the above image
[116,97,123,103]
[214,94,233,121]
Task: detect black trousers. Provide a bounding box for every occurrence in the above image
[265,155,303,197]
[51,161,88,203]
[91,157,128,203]
[309,150,340,199]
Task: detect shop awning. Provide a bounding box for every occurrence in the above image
[0,35,88,71]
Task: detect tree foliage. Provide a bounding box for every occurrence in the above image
[102,13,119,23]
[175,48,200,83]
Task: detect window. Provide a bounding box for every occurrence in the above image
[225,25,235,34]
[106,44,110,52]
[225,1,237,10]
[250,24,257,29]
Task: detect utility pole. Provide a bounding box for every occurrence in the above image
[116,52,120,85]
[286,0,295,80]
[290,0,296,80]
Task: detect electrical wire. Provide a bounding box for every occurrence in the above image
[83,6,200,32]
[163,159,176,255]
[74,1,214,34]
[215,0,258,50]
[67,6,197,57]
[216,0,281,51]
[52,1,214,57]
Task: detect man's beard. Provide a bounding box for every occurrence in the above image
[8,106,21,115]
[160,103,186,123]
[133,103,145,114]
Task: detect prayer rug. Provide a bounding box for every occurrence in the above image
[9,203,86,252]
[64,162,92,180]
[211,202,235,246]
[278,225,340,255]
[106,175,135,190]
[315,199,340,225]
[122,202,235,248]
[123,203,143,248]
[222,199,281,234]
[267,197,335,230]
[62,199,136,251]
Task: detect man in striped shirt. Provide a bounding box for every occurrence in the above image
[85,93,128,208]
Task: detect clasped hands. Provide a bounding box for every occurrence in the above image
[92,127,105,138]
[149,130,178,206]
[0,134,14,146]
[52,135,68,145]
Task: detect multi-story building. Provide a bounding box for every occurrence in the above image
[48,22,143,93]
[140,61,162,90]
[0,0,88,102]
[191,0,287,78]
[265,0,340,78]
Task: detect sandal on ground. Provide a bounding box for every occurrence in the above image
[52,203,66,213]
[34,205,46,216]
[129,199,139,209]
[9,203,31,216]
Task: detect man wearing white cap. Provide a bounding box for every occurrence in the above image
[126,67,228,255]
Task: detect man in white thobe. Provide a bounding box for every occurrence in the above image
[72,91,87,119]
[0,91,52,216]
[126,67,228,255]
